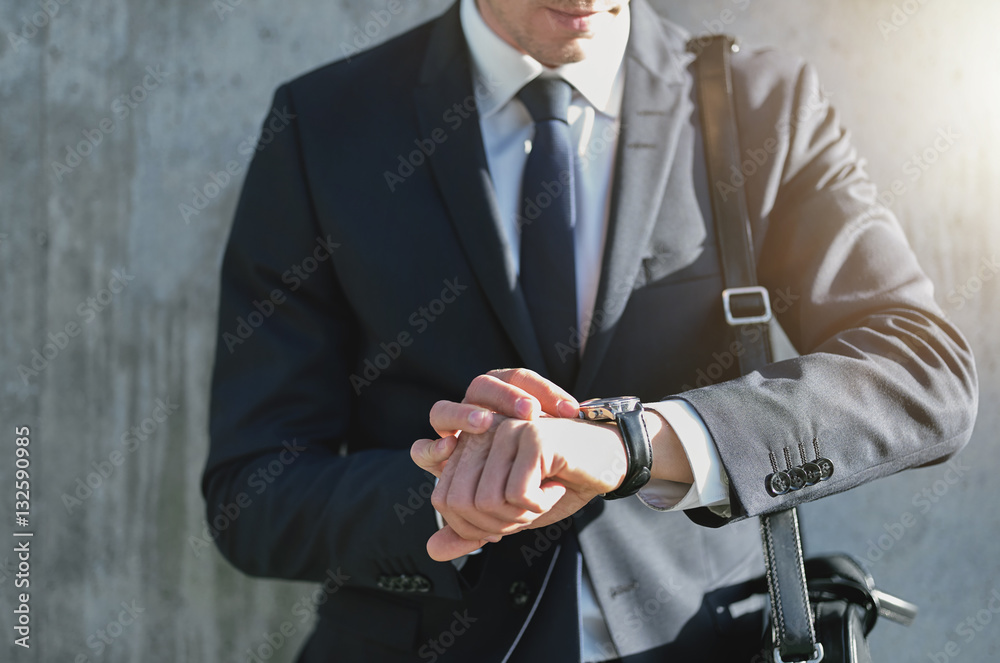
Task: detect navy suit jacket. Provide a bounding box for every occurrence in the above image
[203,1,977,660]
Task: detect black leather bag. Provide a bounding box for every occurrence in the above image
[752,525,918,663]
[690,35,919,663]
[792,555,886,663]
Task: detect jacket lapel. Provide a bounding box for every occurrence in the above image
[413,5,548,374]
[574,0,696,396]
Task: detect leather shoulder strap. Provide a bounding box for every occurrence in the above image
[689,34,772,373]
[689,35,820,663]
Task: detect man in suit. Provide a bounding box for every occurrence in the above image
[203,0,977,661]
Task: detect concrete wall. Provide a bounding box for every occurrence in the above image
[1,0,995,661]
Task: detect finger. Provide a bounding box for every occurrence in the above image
[440,508,525,541]
[429,400,494,437]
[487,368,580,418]
[434,435,531,536]
[410,436,458,476]
[432,504,506,540]
[474,434,538,525]
[463,370,577,421]
[432,433,465,505]
[431,444,499,538]
[433,478,524,540]
[505,440,566,513]
[426,526,498,563]
[442,432,491,515]
[462,373,540,420]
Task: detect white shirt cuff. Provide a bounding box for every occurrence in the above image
[637,400,731,517]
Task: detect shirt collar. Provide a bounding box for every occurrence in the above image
[459,0,630,119]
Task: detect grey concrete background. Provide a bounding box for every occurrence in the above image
[0,0,996,661]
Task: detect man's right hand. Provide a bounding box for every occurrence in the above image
[410,369,588,561]
[411,368,580,481]
[430,368,579,438]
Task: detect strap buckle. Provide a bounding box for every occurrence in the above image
[722,286,772,326]
[773,644,824,663]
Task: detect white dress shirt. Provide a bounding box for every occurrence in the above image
[456,0,732,659]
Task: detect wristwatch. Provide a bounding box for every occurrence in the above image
[578,397,653,500]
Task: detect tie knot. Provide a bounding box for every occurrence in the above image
[518,77,572,124]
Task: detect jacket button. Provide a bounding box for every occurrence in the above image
[766,471,790,496]
[377,574,432,593]
[510,581,531,607]
[816,458,835,480]
[787,467,807,491]
[413,575,432,592]
[801,462,822,486]
[377,575,402,591]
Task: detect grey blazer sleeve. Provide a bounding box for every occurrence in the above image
[680,50,978,526]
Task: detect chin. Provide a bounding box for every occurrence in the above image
[535,41,589,67]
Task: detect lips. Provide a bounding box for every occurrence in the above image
[546,7,603,32]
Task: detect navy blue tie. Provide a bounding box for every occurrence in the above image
[518,77,579,389]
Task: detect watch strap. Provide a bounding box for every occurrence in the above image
[603,407,653,500]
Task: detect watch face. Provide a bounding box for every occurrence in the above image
[579,397,641,421]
